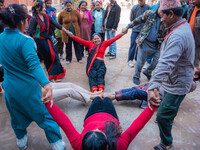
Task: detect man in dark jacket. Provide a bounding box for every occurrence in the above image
[188,0,200,68]
[103,0,121,59]
[128,0,150,67]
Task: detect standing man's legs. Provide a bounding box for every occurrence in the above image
[143,49,160,80]
[128,31,139,62]
[156,92,185,147]
[105,30,111,56]
[65,38,72,63]
[194,46,200,67]
[109,29,117,59]
[133,44,148,85]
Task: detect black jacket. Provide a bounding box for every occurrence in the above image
[103,1,121,30]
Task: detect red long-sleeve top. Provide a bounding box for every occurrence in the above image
[72,34,122,59]
[46,102,156,150]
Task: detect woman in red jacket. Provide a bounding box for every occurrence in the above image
[44,95,157,150]
[67,31,125,92]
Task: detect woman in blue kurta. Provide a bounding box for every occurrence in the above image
[0,4,65,150]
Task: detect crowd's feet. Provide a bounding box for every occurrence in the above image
[154,143,174,150]
[60,54,64,60]
[105,52,116,60]
[143,62,151,69]
[143,70,151,80]
[133,77,140,85]
[128,60,136,68]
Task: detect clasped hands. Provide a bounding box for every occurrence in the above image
[41,83,53,107]
[147,89,161,111]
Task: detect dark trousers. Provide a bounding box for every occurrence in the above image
[115,87,147,101]
[65,38,82,62]
[128,31,139,61]
[88,59,106,89]
[157,91,185,146]
[85,97,118,121]
[99,33,105,42]
[80,45,89,57]
[55,38,63,55]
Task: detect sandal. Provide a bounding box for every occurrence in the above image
[154,143,173,150]
[18,145,27,150]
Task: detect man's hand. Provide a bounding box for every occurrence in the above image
[190,81,197,92]
[147,89,161,111]
[111,28,115,34]
[122,28,128,34]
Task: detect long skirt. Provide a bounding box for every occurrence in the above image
[36,39,66,81]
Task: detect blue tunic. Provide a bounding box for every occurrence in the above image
[0,28,50,129]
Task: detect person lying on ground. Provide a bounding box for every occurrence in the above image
[42,96,157,150]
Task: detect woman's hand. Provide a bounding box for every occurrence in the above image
[62,27,74,38]
[41,83,53,107]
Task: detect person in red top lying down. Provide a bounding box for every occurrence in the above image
[67,31,125,92]
[44,95,157,150]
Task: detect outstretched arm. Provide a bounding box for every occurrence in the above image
[117,105,156,149]
[103,34,123,47]
[45,102,81,148]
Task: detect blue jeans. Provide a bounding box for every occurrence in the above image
[106,30,117,54]
[115,87,147,101]
[128,31,139,61]
[134,40,160,79]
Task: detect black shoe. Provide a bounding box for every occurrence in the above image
[109,53,116,60]
[143,70,151,80]
[133,77,140,85]
[105,51,111,57]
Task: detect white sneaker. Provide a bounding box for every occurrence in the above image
[128,61,134,68]
[143,62,150,69]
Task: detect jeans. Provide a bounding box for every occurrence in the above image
[128,31,139,61]
[106,30,117,54]
[134,40,160,79]
[157,91,185,146]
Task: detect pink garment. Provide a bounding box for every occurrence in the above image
[77,9,93,30]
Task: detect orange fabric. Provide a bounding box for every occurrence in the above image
[189,6,198,35]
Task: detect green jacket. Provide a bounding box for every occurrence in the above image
[126,10,165,47]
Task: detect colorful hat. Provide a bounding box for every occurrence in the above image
[159,0,182,11]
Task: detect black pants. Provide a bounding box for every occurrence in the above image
[99,33,105,42]
[84,97,119,121]
[55,38,63,55]
[88,59,106,89]
[65,38,82,62]
[80,45,89,57]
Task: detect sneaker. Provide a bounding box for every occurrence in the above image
[60,54,64,60]
[143,62,150,69]
[105,51,111,57]
[139,100,147,109]
[66,60,71,64]
[128,60,134,68]
[143,70,151,80]
[133,77,140,85]
[79,60,83,64]
[109,53,116,60]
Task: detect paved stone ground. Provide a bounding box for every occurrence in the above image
[0,8,200,150]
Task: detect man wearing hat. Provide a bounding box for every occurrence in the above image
[147,0,195,149]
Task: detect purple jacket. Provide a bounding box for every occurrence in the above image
[77,9,93,30]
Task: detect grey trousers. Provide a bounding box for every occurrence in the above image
[194,46,200,67]
[51,82,91,103]
[134,40,160,79]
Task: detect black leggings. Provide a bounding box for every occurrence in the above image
[84,97,118,121]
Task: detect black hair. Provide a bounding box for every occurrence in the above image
[45,0,52,2]
[82,120,122,150]
[0,0,4,4]
[79,0,87,8]
[32,0,44,16]
[91,2,95,6]
[64,0,72,5]
[82,131,108,150]
[92,33,102,40]
[162,7,183,17]
[0,4,28,29]
[20,4,27,7]
[95,1,102,5]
